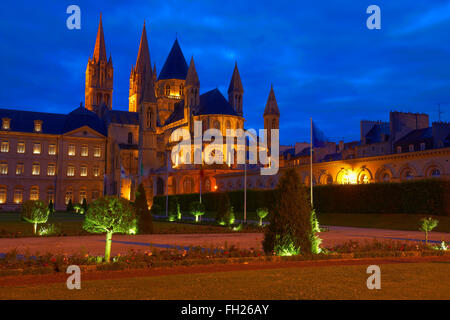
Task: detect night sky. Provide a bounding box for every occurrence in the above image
[1,0,450,146]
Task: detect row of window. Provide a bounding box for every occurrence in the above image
[0,141,102,157]
[0,161,101,177]
[0,186,100,204]
[397,143,426,153]
[1,118,42,132]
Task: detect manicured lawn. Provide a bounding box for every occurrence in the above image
[317,213,450,233]
[0,262,448,299]
[0,212,259,237]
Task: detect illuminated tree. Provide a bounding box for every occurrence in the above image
[190,201,205,222]
[83,196,137,262]
[22,200,50,234]
[420,217,439,245]
[263,168,313,256]
[256,207,269,226]
[134,183,153,234]
[215,192,230,225]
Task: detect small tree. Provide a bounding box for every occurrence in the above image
[66,199,74,212]
[190,201,205,222]
[215,192,230,225]
[256,207,269,226]
[420,217,439,245]
[263,168,313,256]
[168,197,181,221]
[81,198,88,212]
[226,206,235,225]
[48,200,54,214]
[83,196,137,262]
[134,183,153,234]
[22,200,50,234]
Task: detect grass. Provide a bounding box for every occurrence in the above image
[0,212,258,237]
[0,262,448,299]
[317,213,450,233]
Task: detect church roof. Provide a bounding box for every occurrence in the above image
[197,89,239,116]
[0,106,106,136]
[394,127,433,145]
[164,100,185,125]
[103,110,139,126]
[158,39,188,80]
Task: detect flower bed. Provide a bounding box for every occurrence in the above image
[0,240,448,276]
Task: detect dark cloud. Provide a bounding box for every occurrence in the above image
[0,0,449,145]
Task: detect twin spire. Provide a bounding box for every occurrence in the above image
[135,21,152,74]
[185,56,199,87]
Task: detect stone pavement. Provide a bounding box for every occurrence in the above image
[0,226,448,256]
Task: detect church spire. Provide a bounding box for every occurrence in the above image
[264,84,280,116]
[185,56,199,87]
[93,13,107,62]
[135,21,151,74]
[228,62,244,94]
[228,62,244,116]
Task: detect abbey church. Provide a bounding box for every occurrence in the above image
[1,15,448,212]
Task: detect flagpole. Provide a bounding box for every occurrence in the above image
[310,117,313,207]
[244,159,247,224]
[165,151,169,218]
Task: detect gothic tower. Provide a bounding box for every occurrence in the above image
[85,14,113,115]
[184,56,200,118]
[263,85,280,151]
[134,23,158,180]
[228,62,244,116]
[129,22,153,113]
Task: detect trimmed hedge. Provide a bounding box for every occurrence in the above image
[152,179,450,216]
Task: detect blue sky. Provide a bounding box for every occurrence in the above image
[1,0,450,145]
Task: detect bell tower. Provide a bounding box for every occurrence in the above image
[85,14,113,115]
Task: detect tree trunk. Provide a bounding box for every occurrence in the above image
[425,231,428,245]
[34,223,37,235]
[105,232,113,262]
[259,218,263,226]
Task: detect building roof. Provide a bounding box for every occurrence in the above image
[365,123,390,144]
[158,39,188,80]
[394,127,433,145]
[164,100,185,125]
[0,106,107,136]
[64,106,107,135]
[103,110,139,126]
[196,89,238,116]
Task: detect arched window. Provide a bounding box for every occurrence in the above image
[47,187,55,203]
[65,187,73,205]
[80,188,87,203]
[225,120,231,134]
[202,119,208,132]
[165,84,170,96]
[214,120,220,130]
[179,85,183,96]
[146,108,152,128]
[183,178,193,194]
[30,186,39,201]
[204,178,211,192]
[272,119,277,129]
[128,132,133,144]
[431,168,441,177]
[0,186,6,204]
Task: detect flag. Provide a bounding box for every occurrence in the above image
[312,121,327,148]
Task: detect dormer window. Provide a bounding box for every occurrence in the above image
[2,118,10,130]
[34,120,42,133]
